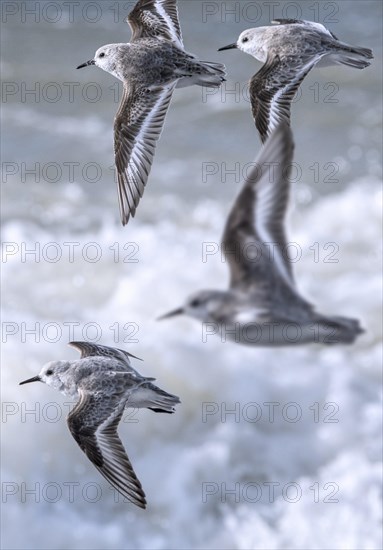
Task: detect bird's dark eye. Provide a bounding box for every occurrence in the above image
[190,299,201,308]
[242,37,249,43]
[46,370,53,376]
[99,52,105,58]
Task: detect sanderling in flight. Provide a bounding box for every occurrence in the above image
[159,123,364,346]
[19,341,180,509]
[218,19,373,143]
[77,0,226,225]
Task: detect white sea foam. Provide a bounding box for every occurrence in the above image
[2,180,382,549]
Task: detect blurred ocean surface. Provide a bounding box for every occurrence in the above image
[1,1,382,549]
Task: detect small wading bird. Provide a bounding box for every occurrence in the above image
[218,19,373,143]
[20,342,180,509]
[77,0,226,225]
[159,123,364,346]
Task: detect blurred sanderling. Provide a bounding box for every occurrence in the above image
[159,123,364,346]
[77,0,226,225]
[218,19,373,143]
[19,341,180,509]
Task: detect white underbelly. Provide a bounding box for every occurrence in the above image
[204,321,340,346]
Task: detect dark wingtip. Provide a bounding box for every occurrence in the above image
[148,408,175,414]
[125,351,143,362]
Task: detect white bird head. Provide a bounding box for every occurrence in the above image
[218,28,267,60]
[20,361,72,393]
[158,290,228,322]
[77,44,125,80]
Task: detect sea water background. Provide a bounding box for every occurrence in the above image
[1,1,382,548]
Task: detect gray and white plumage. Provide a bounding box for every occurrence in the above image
[19,341,180,509]
[77,0,226,225]
[159,123,364,346]
[218,19,373,143]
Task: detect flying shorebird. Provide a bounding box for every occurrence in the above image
[19,341,181,509]
[218,19,373,143]
[159,123,364,346]
[77,0,226,225]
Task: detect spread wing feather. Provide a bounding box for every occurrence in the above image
[69,342,142,364]
[222,123,295,291]
[250,54,318,143]
[68,387,147,509]
[114,82,176,225]
[127,0,183,48]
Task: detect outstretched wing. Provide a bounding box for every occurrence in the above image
[69,342,142,364]
[68,386,147,509]
[222,123,295,291]
[250,53,318,143]
[127,0,183,49]
[114,82,176,225]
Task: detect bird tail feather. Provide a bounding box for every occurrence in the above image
[176,60,226,88]
[145,383,181,414]
[315,315,365,345]
[332,43,373,69]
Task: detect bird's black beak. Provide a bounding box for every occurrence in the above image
[157,308,184,321]
[19,375,41,386]
[218,43,237,52]
[76,60,95,69]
